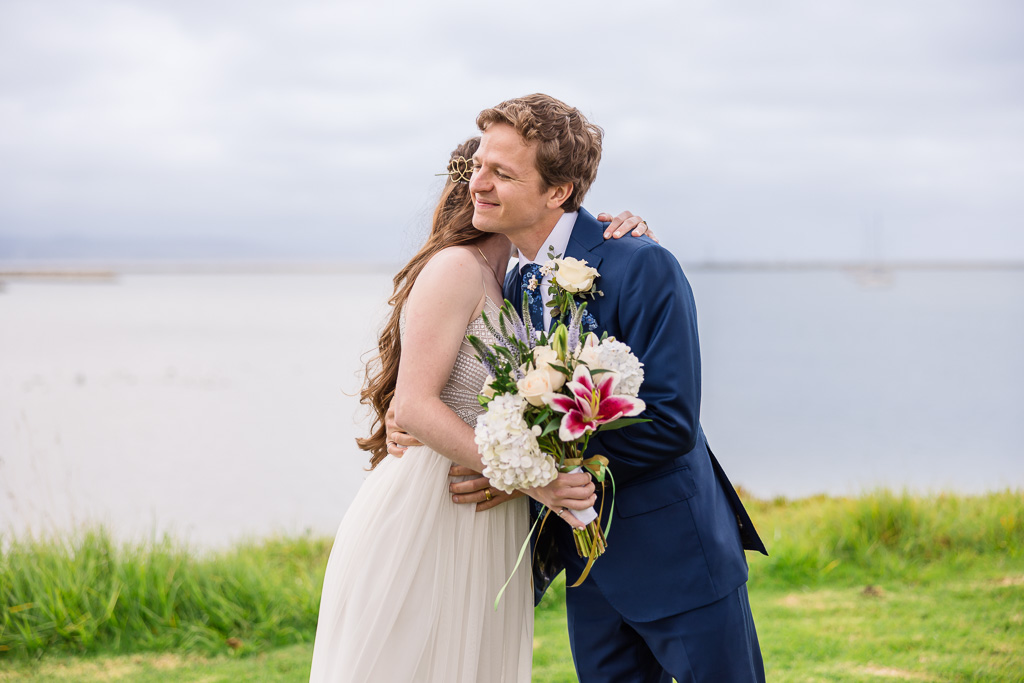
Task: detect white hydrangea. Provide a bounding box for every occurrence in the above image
[595,339,645,397]
[474,393,559,493]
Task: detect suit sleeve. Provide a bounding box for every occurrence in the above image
[587,244,702,479]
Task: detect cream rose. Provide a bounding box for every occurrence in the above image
[480,375,497,399]
[553,257,599,293]
[516,368,556,407]
[530,345,567,391]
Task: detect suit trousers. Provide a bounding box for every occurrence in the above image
[566,578,765,683]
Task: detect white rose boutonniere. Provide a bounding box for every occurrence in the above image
[552,256,599,294]
[541,252,603,327]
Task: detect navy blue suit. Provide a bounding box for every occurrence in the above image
[505,209,767,682]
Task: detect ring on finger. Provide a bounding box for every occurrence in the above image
[639,220,648,229]
[484,488,493,502]
[556,507,566,517]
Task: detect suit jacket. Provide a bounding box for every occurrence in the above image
[506,208,767,622]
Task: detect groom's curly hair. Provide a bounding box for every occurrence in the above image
[477,93,603,213]
[358,137,484,469]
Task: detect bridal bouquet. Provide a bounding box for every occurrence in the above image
[468,256,648,588]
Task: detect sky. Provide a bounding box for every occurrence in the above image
[1,0,1022,264]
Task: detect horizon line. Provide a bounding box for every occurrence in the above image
[2,258,1023,278]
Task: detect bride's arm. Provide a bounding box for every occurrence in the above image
[392,247,490,470]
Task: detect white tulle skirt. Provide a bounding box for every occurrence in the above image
[309,445,533,683]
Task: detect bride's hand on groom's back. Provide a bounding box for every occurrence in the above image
[385,404,422,456]
[597,211,659,243]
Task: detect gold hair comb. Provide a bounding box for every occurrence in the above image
[435,156,473,184]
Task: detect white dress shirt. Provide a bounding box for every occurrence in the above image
[517,211,578,331]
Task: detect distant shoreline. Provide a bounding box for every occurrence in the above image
[1,260,1022,279]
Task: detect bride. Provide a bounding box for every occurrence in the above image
[308,137,648,682]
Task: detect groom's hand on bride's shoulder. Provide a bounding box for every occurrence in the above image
[449,465,522,511]
[597,211,659,243]
[385,404,422,457]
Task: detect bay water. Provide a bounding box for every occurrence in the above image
[1,267,1021,547]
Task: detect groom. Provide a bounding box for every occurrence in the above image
[461,94,767,682]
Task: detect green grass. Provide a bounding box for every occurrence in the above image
[0,530,329,658]
[743,489,1024,589]
[3,490,1023,682]
[0,645,313,682]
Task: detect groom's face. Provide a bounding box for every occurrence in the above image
[469,123,554,240]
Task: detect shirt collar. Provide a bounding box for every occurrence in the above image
[518,211,578,270]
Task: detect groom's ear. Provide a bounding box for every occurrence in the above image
[545,181,574,210]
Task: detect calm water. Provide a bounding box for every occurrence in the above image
[1,268,1022,547]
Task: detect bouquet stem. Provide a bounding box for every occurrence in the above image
[572,517,607,558]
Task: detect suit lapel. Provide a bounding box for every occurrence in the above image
[564,208,606,329]
[503,262,522,307]
[564,208,604,271]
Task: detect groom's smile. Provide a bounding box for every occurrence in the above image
[473,196,500,210]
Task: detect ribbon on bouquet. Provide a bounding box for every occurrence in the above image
[493,512,543,612]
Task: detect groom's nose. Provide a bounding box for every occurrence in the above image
[468,166,490,194]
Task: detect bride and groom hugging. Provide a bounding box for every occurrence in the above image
[309,93,768,683]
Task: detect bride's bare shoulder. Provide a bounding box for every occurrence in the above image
[423,245,477,269]
[408,246,484,310]
[415,246,483,285]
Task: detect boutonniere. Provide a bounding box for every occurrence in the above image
[542,250,602,329]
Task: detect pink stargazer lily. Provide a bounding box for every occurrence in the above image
[546,365,646,441]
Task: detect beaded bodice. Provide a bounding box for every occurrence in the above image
[401,295,501,426]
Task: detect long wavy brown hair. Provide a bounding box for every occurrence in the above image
[358,137,485,468]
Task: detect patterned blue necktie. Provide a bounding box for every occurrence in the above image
[520,263,545,333]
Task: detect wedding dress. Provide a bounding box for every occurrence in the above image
[309,296,532,683]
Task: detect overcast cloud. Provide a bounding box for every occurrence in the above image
[1,0,1022,263]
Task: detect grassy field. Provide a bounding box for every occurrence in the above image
[2,490,1022,682]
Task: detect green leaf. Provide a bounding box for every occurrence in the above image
[540,420,561,437]
[549,363,573,377]
[596,417,651,432]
